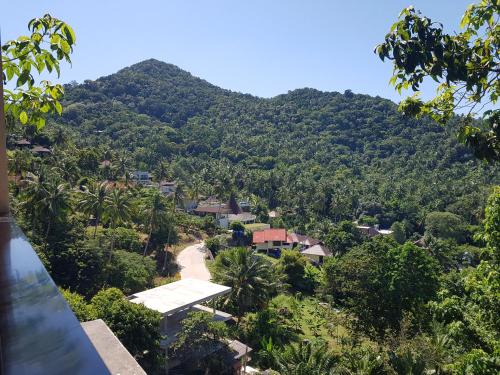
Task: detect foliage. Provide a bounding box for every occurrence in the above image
[391,221,406,244]
[90,288,164,373]
[171,311,228,362]
[271,340,339,375]
[49,59,498,235]
[107,250,156,294]
[277,250,318,293]
[2,14,75,129]
[482,186,500,262]
[425,211,466,242]
[324,221,364,256]
[376,2,500,161]
[63,287,163,373]
[211,248,281,318]
[322,238,440,337]
[61,288,96,321]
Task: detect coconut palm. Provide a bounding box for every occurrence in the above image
[143,190,167,257]
[273,341,339,375]
[39,179,69,241]
[24,172,69,243]
[78,181,110,238]
[116,153,131,185]
[104,188,132,260]
[211,248,280,320]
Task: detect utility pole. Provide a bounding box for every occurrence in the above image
[0,33,10,216]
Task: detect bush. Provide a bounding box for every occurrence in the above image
[107,250,156,294]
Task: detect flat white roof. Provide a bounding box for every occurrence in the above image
[129,278,231,315]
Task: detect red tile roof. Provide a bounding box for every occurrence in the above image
[253,229,288,244]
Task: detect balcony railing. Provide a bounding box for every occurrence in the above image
[0,218,111,375]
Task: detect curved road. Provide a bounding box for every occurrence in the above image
[176,242,211,281]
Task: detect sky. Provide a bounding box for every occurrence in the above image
[2,1,473,103]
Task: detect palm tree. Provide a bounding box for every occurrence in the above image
[104,188,132,261]
[116,153,131,185]
[143,191,167,257]
[78,181,110,238]
[154,159,170,183]
[24,172,69,243]
[39,179,69,242]
[273,341,339,375]
[211,248,280,321]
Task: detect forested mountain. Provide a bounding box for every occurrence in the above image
[50,59,498,232]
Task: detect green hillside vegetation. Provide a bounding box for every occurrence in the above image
[44,59,497,235]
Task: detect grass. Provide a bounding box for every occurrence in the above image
[270,294,358,353]
[244,223,271,232]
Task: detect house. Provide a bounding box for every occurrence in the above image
[288,232,321,250]
[15,139,31,148]
[239,200,252,212]
[81,319,146,375]
[301,244,332,265]
[252,228,293,253]
[31,145,51,155]
[356,224,393,237]
[129,279,251,373]
[228,212,257,226]
[159,180,177,195]
[194,195,242,228]
[132,171,153,186]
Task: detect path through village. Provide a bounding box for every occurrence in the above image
[176,242,211,281]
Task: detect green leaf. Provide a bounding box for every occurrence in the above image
[63,25,76,45]
[54,101,63,115]
[19,111,28,124]
[60,40,71,54]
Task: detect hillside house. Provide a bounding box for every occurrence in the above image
[194,195,243,228]
[159,180,177,196]
[129,279,251,373]
[31,145,51,155]
[301,244,332,265]
[288,232,321,250]
[132,170,153,186]
[252,228,293,253]
[228,212,257,226]
[356,224,393,237]
[14,139,31,148]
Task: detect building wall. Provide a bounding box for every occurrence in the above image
[254,242,292,251]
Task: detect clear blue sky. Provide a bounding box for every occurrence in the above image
[2,1,472,102]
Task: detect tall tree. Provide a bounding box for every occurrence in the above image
[211,247,280,320]
[78,181,110,238]
[376,1,499,161]
[104,188,132,260]
[142,190,167,257]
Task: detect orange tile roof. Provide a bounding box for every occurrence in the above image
[252,228,287,244]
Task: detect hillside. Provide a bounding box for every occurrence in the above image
[51,59,498,230]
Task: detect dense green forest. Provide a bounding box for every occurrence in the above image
[7,59,499,374]
[4,2,499,373]
[41,59,498,234]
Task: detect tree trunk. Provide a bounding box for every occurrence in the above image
[143,220,153,257]
[109,220,115,262]
[44,218,52,251]
[93,214,100,238]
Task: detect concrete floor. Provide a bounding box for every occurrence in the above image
[176,242,211,281]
